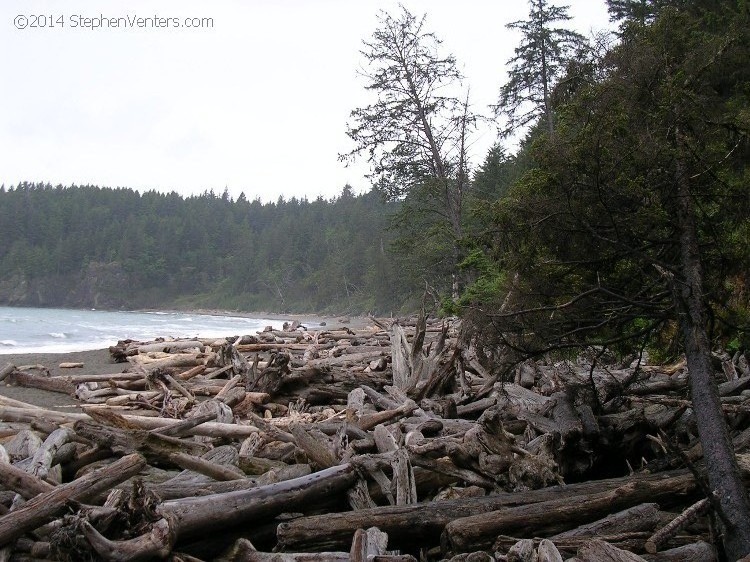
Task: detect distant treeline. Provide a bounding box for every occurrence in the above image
[0,183,413,313]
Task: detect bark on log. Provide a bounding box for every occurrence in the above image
[644,498,709,554]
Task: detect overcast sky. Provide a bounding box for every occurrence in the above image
[1,1,612,202]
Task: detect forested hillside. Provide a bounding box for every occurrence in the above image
[0,183,411,313]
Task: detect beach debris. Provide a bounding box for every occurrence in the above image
[0,314,745,560]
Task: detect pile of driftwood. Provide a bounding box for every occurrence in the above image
[0,315,749,561]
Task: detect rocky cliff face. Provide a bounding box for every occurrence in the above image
[0,262,132,309]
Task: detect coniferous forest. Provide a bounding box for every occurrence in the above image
[0,184,411,313]
[0,1,747,347]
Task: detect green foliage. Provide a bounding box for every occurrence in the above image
[496,0,588,136]
[0,184,416,314]
[456,249,506,307]
[344,6,476,300]
[468,1,750,361]
[606,0,665,27]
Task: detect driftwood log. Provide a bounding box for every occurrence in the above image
[0,316,746,560]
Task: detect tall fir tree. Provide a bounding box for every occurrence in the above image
[496,0,587,136]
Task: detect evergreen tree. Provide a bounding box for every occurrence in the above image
[472,3,750,555]
[606,0,664,28]
[496,0,587,136]
[342,5,476,298]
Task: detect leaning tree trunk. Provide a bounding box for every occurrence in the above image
[673,144,750,560]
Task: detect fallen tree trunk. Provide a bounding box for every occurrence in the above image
[277,469,697,551]
[0,406,259,438]
[160,462,360,538]
[0,453,146,546]
[4,370,76,395]
[442,472,699,552]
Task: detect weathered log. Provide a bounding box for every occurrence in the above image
[247,413,296,443]
[0,457,54,498]
[221,537,350,561]
[24,427,75,484]
[176,364,207,380]
[409,454,496,489]
[350,526,388,561]
[290,424,337,469]
[0,363,15,382]
[538,539,564,562]
[644,498,709,554]
[442,474,697,552]
[2,429,42,462]
[718,374,750,397]
[150,411,218,437]
[642,541,717,561]
[552,503,661,540]
[305,351,388,370]
[0,453,146,546]
[507,538,536,561]
[0,405,259,438]
[4,370,75,395]
[574,539,647,561]
[277,469,696,552]
[166,451,246,481]
[137,478,260,500]
[74,420,210,460]
[164,372,196,403]
[137,340,205,354]
[82,516,176,561]
[356,399,418,431]
[127,353,208,371]
[159,463,359,538]
[62,372,145,384]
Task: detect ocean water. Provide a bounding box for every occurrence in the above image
[0,307,284,354]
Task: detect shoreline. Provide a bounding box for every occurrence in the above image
[0,306,376,357]
[1,303,374,330]
[0,347,123,410]
[0,314,378,409]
